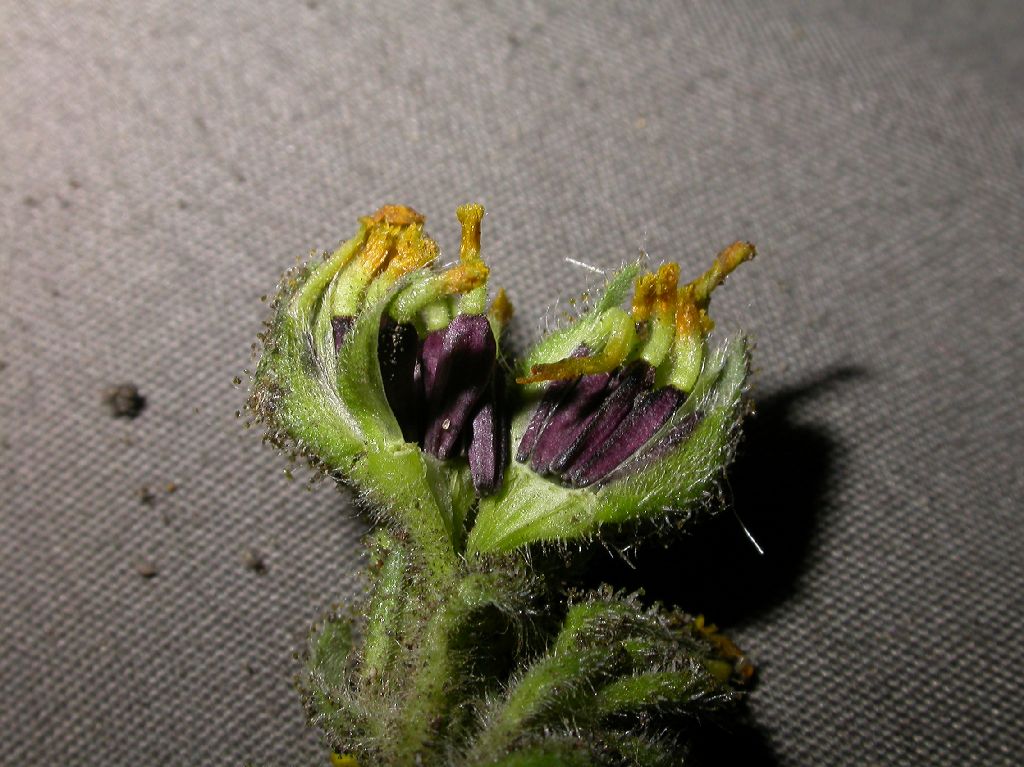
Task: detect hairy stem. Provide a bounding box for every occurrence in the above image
[389,589,460,762]
[358,533,408,695]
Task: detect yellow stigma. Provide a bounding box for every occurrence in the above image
[440,203,490,294]
[456,203,484,259]
[633,262,680,323]
[685,241,755,309]
[674,241,755,339]
[675,297,713,337]
[653,263,679,317]
[380,223,438,281]
[357,223,398,277]
[631,272,657,322]
[368,204,424,226]
[356,206,438,282]
[441,260,489,293]
[518,308,636,384]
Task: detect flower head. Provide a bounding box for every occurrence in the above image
[468,242,754,554]
[251,204,753,560]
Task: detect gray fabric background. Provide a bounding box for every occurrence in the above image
[2,1,1022,764]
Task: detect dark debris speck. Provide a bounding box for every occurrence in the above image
[105,384,146,418]
[243,549,267,575]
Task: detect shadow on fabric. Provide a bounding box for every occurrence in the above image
[587,365,864,623]
[575,366,865,766]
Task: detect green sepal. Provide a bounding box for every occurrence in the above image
[308,227,371,363]
[294,226,369,329]
[251,276,408,473]
[593,668,710,717]
[251,307,366,471]
[332,277,414,449]
[308,614,354,697]
[467,337,749,554]
[302,613,370,749]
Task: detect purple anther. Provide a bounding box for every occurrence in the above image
[419,329,445,402]
[567,385,685,487]
[378,319,423,443]
[422,314,497,460]
[515,345,590,463]
[555,360,656,478]
[530,371,612,475]
[468,374,509,496]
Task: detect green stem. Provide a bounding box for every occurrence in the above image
[354,447,461,582]
[388,571,510,764]
[358,533,408,694]
[463,601,631,762]
[389,588,460,762]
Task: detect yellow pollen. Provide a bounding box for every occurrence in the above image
[382,225,438,280]
[369,204,425,226]
[631,272,657,322]
[489,288,514,327]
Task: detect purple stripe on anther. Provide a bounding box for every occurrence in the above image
[515,345,590,463]
[567,385,685,487]
[422,314,497,460]
[556,360,655,478]
[531,372,612,475]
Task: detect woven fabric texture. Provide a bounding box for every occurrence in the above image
[2,2,1022,764]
